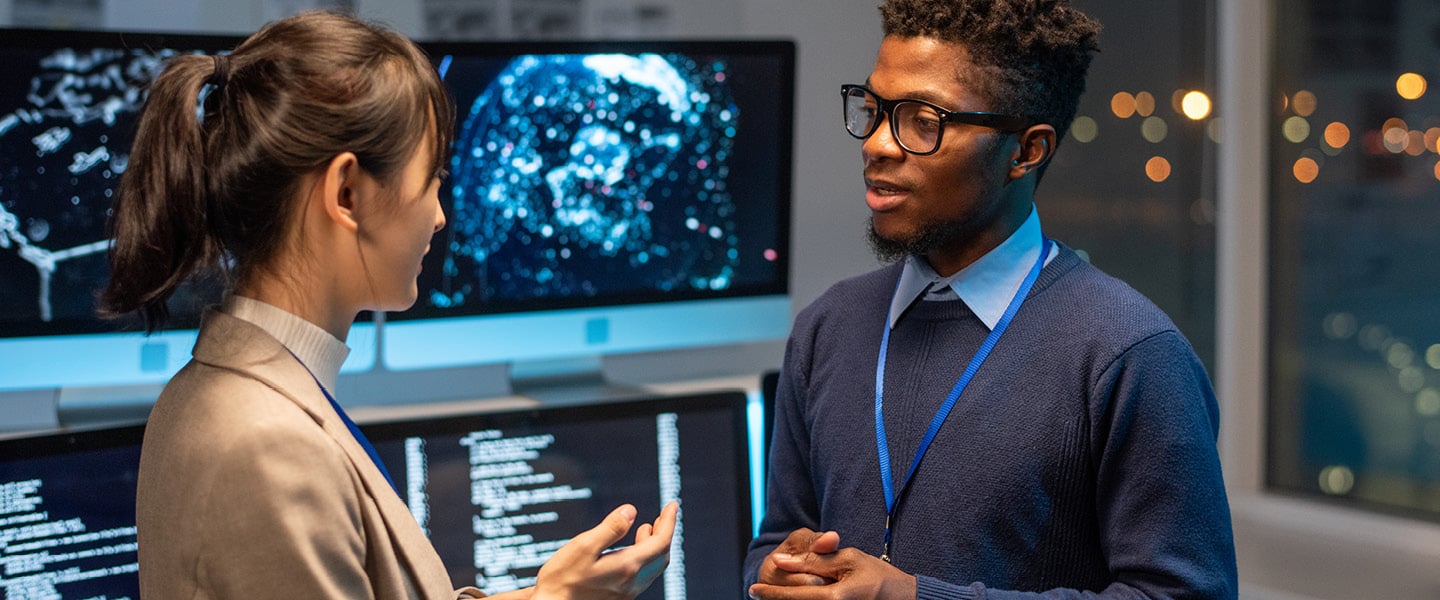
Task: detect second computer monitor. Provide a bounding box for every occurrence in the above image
[362,391,753,597]
[385,40,795,373]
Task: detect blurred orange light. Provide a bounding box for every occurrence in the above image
[1145,156,1172,182]
[1111,92,1137,118]
[1323,122,1351,148]
[1292,91,1317,116]
[1397,73,1427,100]
[1135,91,1156,117]
[1383,127,1409,153]
[1434,160,1440,181]
[1406,130,1427,156]
[1293,157,1319,183]
[1427,127,1440,153]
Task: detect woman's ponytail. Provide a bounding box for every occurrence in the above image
[100,53,219,331]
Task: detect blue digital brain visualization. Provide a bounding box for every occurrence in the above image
[430,53,743,309]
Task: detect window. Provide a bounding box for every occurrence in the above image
[1267,0,1440,519]
[1043,1,1218,371]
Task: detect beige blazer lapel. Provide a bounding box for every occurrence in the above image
[191,310,455,597]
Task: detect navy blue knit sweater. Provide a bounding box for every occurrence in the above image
[745,245,1237,599]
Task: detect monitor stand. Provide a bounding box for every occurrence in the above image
[509,355,646,406]
[0,388,60,433]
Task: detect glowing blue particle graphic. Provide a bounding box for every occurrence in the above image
[2,47,177,325]
[32,126,71,155]
[434,53,741,306]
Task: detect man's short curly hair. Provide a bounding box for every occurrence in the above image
[879,0,1100,143]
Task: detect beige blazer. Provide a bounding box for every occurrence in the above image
[137,310,483,599]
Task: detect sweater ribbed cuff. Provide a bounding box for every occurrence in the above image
[916,575,981,600]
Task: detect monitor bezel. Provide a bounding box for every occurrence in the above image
[0,420,147,454]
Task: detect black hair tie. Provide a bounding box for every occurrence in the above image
[208,54,230,87]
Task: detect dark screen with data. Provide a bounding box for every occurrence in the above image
[0,29,239,338]
[0,424,143,599]
[363,392,751,598]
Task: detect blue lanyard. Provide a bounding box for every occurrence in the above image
[290,352,400,496]
[873,237,1050,563]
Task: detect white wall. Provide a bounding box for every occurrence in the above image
[104,0,203,31]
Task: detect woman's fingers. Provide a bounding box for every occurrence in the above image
[566,504,638,557]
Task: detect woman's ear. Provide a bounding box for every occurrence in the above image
[319,152,363,234]
[1008,124,1058,180]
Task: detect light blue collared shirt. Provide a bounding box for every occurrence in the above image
[887,205,1056,330]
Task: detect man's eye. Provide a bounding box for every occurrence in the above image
[911,116,941,133]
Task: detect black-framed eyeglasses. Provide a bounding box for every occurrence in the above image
[841,84,1031,155]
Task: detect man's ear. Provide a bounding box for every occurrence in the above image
[1008,124,1057,180]
[319,152,362,234]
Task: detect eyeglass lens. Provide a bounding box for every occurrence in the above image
[843,87,943,154]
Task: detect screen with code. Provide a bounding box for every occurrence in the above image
[0,424,143,599]
[362,392,751,597]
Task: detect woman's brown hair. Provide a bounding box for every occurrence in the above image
[101,10,454,330]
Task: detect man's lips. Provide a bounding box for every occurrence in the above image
[866,177,910,212]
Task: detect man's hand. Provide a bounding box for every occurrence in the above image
[754,528,842,589]
[749,539,917,600]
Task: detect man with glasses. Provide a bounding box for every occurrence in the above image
[745,1,1237,598]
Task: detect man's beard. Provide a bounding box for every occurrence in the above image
[866,216,967,264]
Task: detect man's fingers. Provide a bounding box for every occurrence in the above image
[758,567,829,587]
[808,530,841,555]
[770,548,845,580]
[749,582,828,600]
[774,528,824,555]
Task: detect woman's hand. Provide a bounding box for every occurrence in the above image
[532,502,680,600]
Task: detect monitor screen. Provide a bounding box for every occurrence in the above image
[0,423,145,598]
[382,41,795,372]
[0,28,375,393]
[361,391,753,597]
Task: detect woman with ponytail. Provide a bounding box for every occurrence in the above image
[102,11,676,599]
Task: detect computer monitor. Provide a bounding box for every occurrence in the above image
[361,390,752,597]
[382,41,795,382]
[0,422,145,597]
[0,28,375,395]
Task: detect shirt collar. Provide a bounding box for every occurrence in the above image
[888,204,1052,330]
[222,295,350,392]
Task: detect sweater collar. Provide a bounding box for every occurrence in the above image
[221,295,350,392]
